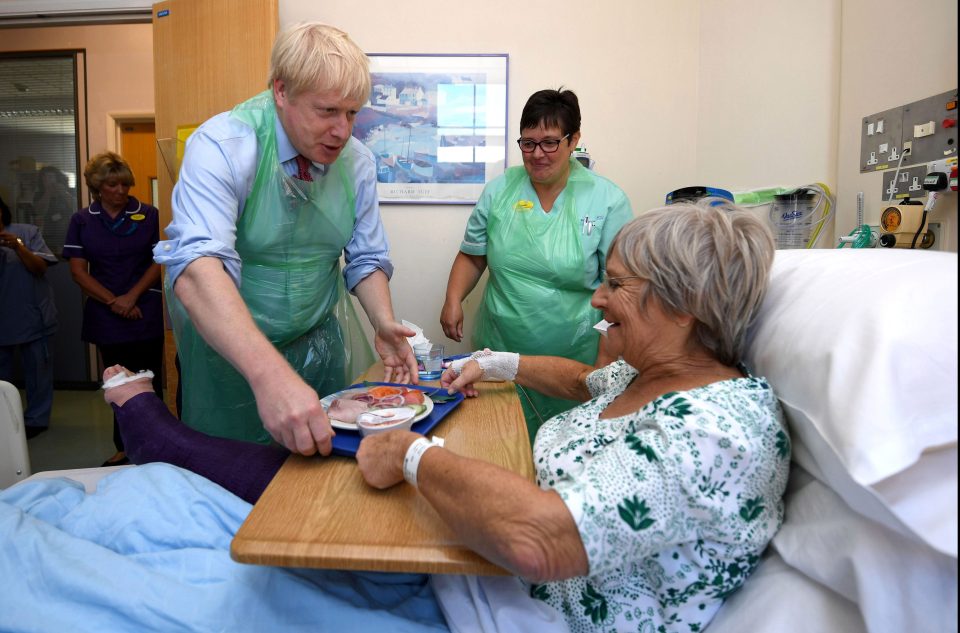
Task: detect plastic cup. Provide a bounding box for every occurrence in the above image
[356,408,417,436]
[414,343,444,380]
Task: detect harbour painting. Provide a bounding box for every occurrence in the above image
[352,54,508,204]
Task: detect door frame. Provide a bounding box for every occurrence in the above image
[106,111,156,204]
[106,111,155,149]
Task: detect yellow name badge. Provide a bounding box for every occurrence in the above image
[514,200,534,212]
[130,214,146,221]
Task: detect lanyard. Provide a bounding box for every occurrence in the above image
[95,201,141,236]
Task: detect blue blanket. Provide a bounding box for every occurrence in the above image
[0,464,448,633]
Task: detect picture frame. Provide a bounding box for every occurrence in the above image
[352,53,509,204]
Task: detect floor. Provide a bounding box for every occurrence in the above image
[24,388,119,474]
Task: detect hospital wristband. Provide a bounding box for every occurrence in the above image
[403,436,442,488]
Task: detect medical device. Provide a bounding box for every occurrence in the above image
[733,183,835,249]
[837,191,878,248]
[665,186,735,205]
[878,171,948,248]
[572,146,594,170]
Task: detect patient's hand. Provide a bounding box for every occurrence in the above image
[102,365,155,407]
[356,430,416,489]
[440,360,482,398]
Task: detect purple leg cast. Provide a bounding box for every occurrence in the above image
[113,393,289,504]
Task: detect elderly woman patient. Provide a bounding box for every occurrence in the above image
[83,201,788,632]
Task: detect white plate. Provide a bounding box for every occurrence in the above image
[320,387,434,431]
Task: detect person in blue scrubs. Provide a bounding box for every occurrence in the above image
[154,23,417,454]
[0,195,58,438]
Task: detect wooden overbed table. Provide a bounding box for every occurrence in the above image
[231,364,533,575]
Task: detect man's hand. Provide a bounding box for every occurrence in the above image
[375,320,419,384]
[356,430,417,489]
[253,367,335,456]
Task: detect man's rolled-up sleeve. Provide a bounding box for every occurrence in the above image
[342,144,393,292]
[153,115,255,289]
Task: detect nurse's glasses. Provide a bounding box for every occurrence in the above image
[601,274,644,290]
[517,134,570,153]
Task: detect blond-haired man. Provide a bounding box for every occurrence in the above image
[155,23,416,456]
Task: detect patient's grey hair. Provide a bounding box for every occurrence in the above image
[267,22,371,104]
[611,201,775,365]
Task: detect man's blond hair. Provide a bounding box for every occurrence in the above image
[267,22,370,103]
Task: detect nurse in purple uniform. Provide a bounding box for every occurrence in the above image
[63,151,164,466]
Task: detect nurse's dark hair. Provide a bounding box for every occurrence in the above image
[0,194,11,227]
[83,151,135,201]
[519,88,581,137]
[610,201,775,366]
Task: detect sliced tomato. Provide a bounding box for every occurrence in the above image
[402,390,425,405]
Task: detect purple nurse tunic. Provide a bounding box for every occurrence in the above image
[63,196,163,345]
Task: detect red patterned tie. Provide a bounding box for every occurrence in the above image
[295,154,313,182]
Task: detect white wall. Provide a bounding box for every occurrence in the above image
[278,0,957,353]
[696,0,957,247]
[835,0,958,251]
[696,1,841,191]
[283,0,702,353]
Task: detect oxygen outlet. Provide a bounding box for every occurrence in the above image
[878,233,897,248]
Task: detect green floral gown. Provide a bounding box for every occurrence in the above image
[531,360,791,632]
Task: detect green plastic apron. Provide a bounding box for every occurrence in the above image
[168,91,373,443]
[474,162,600,443]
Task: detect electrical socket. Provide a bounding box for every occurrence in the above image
[881,165,929,200]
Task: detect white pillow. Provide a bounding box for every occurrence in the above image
[745,248,958,556]
[708,549,866,633]
[772,468,958,633]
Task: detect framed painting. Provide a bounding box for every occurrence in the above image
[352,53,508,204]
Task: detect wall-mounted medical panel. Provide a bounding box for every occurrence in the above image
[902,89,958,166]
[860,105,904,171]
[860,89,958,173]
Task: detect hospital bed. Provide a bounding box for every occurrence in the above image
[2,248,956,633]
[1,381,31,489]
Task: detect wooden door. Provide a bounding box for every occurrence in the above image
[120,121,157,205]
[152,0,278,410]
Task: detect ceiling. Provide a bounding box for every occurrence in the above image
[0,0,151,27]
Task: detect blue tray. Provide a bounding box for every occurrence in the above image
[329,382,465,457]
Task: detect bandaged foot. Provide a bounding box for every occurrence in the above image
[102,365,155,407]
[448,349,519,382]
[104,364,289,505]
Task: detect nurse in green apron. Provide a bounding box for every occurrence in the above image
[155,24,417,455]
[441,89,633,444]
